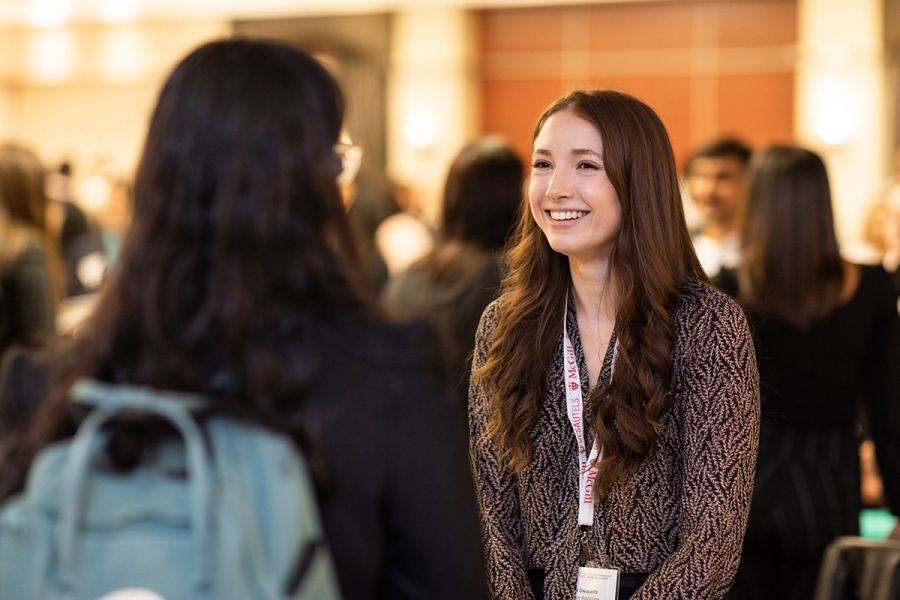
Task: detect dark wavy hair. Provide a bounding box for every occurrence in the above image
[737,145,843,328]
[477,90,706,497]
[422,136,523,284]
[1,38,369,495]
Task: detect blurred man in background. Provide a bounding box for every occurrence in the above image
[684,138,752,277]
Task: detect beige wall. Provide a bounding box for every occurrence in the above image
[479,0,797,172]
[387,8,480,223]
[8,85,157,173]
[0,20,231,177]
[795,0,886,255]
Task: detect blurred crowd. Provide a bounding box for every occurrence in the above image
[0,36,898,600]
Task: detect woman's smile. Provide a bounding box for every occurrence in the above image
[549,210,588,221]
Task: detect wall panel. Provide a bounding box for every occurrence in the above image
[717,73,795,146]
[480,0,797,170]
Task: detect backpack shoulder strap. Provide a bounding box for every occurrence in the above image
[70,378,210,415]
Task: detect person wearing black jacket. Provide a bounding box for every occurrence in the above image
[0,39,487,600]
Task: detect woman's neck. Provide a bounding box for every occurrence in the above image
[569,258,616,317]
[569,257,618,389]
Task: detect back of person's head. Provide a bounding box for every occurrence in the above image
[131,37,352,283]
[10,39,368,475]
[441,137,523,252]
[739,144,843,327]
[686,137,752,173]
[118,37,364,381]
[0,143,49,232]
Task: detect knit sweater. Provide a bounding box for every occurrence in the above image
[469,278,760,600]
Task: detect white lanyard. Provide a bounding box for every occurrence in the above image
[563,304,616,528]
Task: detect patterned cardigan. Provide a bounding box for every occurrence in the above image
[469,278,760,600]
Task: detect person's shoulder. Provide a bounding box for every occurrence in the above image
[18,235,48,260]
[858,262,894,288]
[478,294,505,331]
[379,265,428,313]
[854,262,900,306]
[334,313,443,371]
[4,233,50,275]
[675,276,748,336]
[678,276,740,309]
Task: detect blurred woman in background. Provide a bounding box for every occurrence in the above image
[0,38,487,600]
[715,145,900,600]
[381,136,522,410]
[0,204,55,359]
[0,144,64,304]
[0,145,59,441]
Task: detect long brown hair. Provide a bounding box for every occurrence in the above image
[737,145,843,328]
[0,39,368,497]
[477,90,705,497]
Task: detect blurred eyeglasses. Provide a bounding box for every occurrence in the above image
[334,142,362,187]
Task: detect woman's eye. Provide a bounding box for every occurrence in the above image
[532,160,551,169]
[578,161,600,171]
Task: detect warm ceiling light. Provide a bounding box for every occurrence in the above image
[28,0,73,29]
[403,109,438,150]
[94,0,142,25]
[100,28,144,82]
[29,29,75,83]
[815,74,853,145]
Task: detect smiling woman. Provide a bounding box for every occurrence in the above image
[469,90,761,600]
[528,110,623,273]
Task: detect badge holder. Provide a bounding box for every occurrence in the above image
[575,527,619,600]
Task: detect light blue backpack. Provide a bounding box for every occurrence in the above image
[0,378,342,600]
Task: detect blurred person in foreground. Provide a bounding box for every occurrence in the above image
[684,138,752,277]
[470,90,759,600]
[0,38,487,600]
[714,145,900,600]
[381,137,523,411]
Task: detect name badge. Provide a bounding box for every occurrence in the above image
[575,566,619,600]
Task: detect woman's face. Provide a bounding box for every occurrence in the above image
[528,110,622,267]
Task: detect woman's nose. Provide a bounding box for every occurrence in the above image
[547,169,573,200]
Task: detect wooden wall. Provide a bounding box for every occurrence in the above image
[478,0,796,170]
